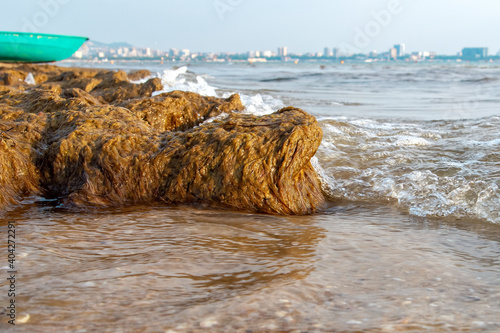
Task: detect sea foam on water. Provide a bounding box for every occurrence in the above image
[315,116,500,224]
[150,65,286,116]
[152,66,217,97]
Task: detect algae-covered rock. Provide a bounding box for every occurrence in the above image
[38,106,323,214]
[121,90,244,131]
[0,64,325,215]
[0,118,42,209]
[156,107,324,214]
[127,69,151,81]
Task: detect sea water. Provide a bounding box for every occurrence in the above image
[2,60,500,332]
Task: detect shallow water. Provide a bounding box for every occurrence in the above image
[1,203,500,332]
[2,60,498,332]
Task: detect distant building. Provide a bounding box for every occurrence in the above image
[324,47,333,57]
[462,47,488,59]
[278,46,288,57]
[409,51,432,60]
[389,47,398,59]
[128,48,138,57]
[411,51,430,59]
[332,47,339,58]
[248,51,260,58]
[394,44,405,57]
[262,50,274,58]
[170,48,179,57]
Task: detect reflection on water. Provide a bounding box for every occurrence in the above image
[1,202,500,332]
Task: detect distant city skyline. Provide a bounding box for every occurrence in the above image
[78,40,494,63]
[2,0,500,55]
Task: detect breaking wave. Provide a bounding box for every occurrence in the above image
[151,66,285,116]
[314,116,500,224]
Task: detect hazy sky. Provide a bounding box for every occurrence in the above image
[2,0,500,55]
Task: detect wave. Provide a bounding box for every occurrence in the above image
[150,66,286,117]
[152,66,218,97]
[461,77,499,83]
[314,117,500,224]
[259,76,299,82]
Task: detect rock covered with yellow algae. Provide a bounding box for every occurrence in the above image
[0,64,324,214]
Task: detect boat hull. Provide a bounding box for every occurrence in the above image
[0,31,88,63]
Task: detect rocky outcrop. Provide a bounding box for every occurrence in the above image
[0,64,324,214]
[120,91,244,132]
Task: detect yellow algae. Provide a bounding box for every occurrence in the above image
[0,64,324,214]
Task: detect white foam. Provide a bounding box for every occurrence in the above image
[241,93,285,116]
[466,138,500,147]
[220,91,285,116]
[350,119,395,130]
[188,76,217,97]
[311,156,338,194]
[152,66,218,97]
[129,76,152,84]
[395,136,430,146]
[151,66,284,115]
[315,116,500,224]
[161,66,187,86]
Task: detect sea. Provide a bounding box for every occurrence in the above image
[2,60,500,332]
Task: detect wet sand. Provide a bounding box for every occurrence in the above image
[1,202,500,332]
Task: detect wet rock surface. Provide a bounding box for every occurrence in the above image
[0,64,324,214]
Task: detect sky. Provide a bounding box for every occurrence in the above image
[1,0,500,55]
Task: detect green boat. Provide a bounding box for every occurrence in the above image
[0,31,88,63]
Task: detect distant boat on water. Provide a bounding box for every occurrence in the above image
[0,31,88,63]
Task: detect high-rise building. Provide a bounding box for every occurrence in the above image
[170,48,179,57]
[332,47,339,58]
[324,47,333,57]
[278,46,288,57]
[394,44,405,57]
[462,47,488,59]
[389,47,398,59]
